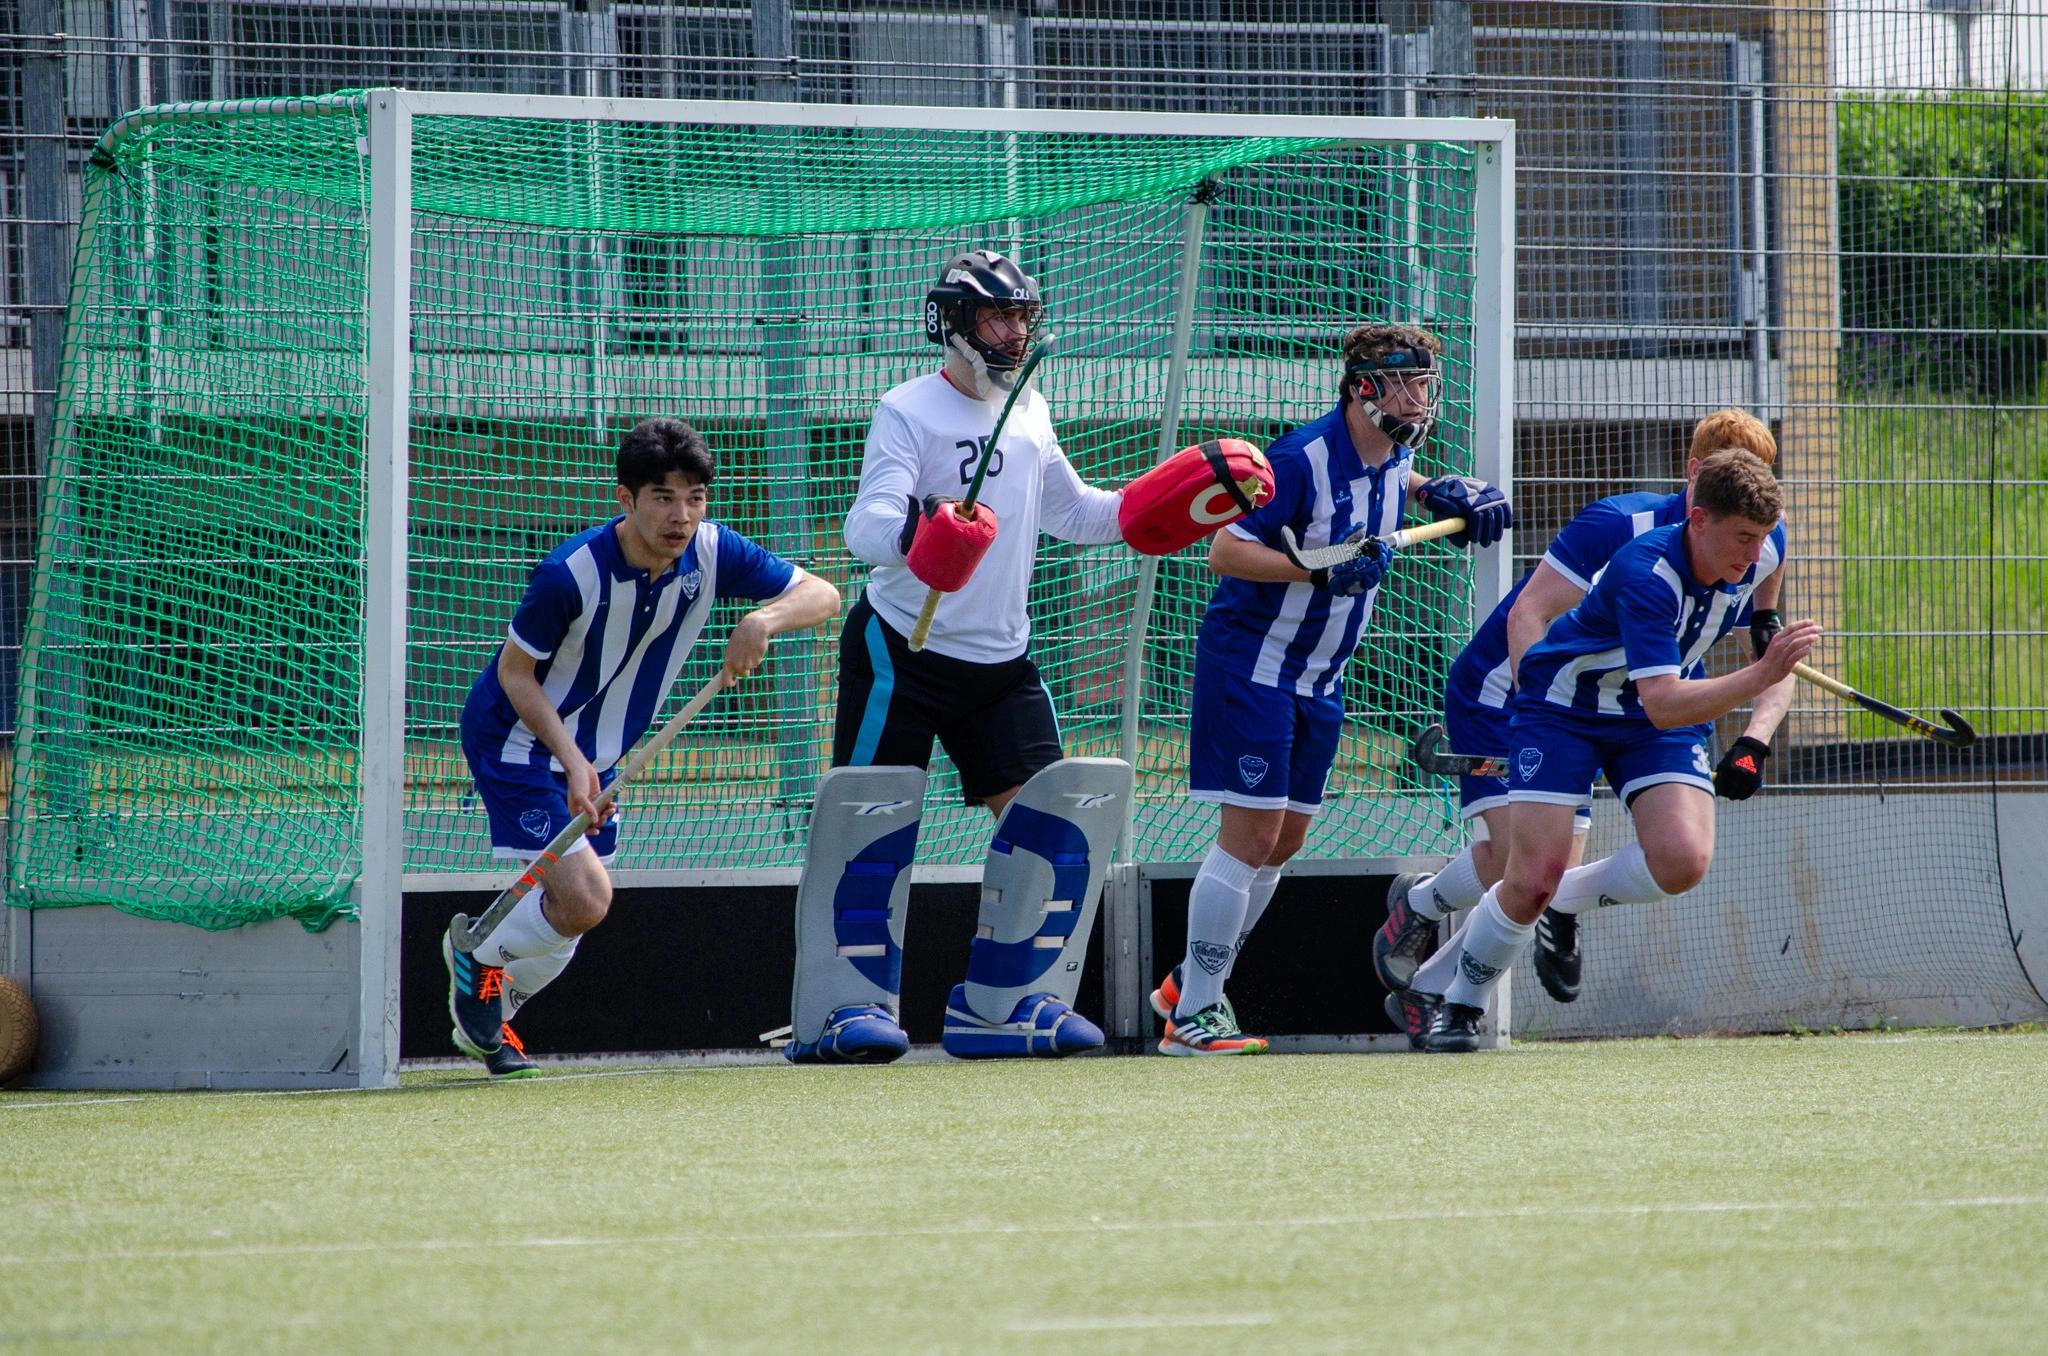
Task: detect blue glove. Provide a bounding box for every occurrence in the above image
[1419,475,1512,549]
[1309,528,1393,596]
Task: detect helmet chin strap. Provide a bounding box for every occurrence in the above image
[945,336,995,399]
[1364,399,1428,450]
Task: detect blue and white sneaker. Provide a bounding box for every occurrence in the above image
[442,929,505,1056]
[784,1004,911,1064]
[940,985,1104,1059]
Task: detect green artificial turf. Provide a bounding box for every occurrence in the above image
[5,1031,2046,1355]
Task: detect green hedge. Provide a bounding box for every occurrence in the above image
[1837,92,2048,400]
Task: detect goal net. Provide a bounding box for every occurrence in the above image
[6,93,1510,930]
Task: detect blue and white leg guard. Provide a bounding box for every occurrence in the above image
[787,765,926,1065]
[942,757,1133,1060]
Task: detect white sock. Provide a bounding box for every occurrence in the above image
[1410,846,1483,921]
[472,889,569,968]
[1177,845,1258,1017]
[504,936,579,1017]
[1408,912,1471,999]
[1224,865,1285,980]
[1441,890,1535,1012]
[1547,842,1673,915]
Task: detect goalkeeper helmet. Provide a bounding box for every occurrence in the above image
[924,250,1044,375]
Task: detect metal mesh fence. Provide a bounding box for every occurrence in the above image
[4,1,2043,1032]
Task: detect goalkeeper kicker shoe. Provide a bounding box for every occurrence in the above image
[1159,1004,1268,1056]
[442,929,506,1056]
[941,985,1104,1059]
[1533,908,1582,1003]
[1421,1001,1485,1054]
[1383,988,1441,1052]
[1149,964,1239,1032]
[784,1004,911,1064]
[1373,871,1438,992]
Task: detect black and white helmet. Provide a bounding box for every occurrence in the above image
[924,249,1044,373]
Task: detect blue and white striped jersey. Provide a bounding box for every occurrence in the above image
[464,517,797,772]
[1196,406,1413,698]
[1451,490,1688,712]
[1518,519,1786,723]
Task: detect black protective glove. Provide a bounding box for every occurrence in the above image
[1749,608,1782,660]
[1418,475,1513,549]
[1714,735,1771,801]
[898,493,953,558]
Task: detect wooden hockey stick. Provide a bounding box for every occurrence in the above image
[1792,662,1977,749]
[907,341,1051,652]
[1277,514,1468,573]
[1407,721,1508,779]
[449,670,732,953]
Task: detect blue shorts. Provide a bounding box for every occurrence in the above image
[1444,661,1591,827]
[1443,656,1514,820]
[1506,700,1714,809]
[463,730,621,860]
[1189,661,1343,814]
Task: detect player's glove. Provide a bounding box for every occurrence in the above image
[1749,608,1782,660]
[1714,735,1771,801]
[898,493,953,558]
[1417,475,1513,549]
[1307,527,1393,596]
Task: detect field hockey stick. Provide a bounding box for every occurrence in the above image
[450,670,732,953]
[1407,722,1508,779]
[1792,662,1977,749]
[907,341,1052,652]
[1277,514,1467,573]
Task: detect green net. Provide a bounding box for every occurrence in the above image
[8,96,1488,929]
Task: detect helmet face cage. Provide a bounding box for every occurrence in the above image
[924,250,1044,371]
[1345,345,1443,424]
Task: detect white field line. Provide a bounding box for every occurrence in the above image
[1010,1314,1273,1332]
[5,1029,2041,1113]
[3,1197,2044,1269]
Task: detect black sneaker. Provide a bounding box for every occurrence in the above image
[1383,988,1441,1052]
[442,929,505,1056]
[1372,872,1438,992]
[1533,908,1581,1003]
[482,1024,542,1079]
[1422,1001,1485,1054]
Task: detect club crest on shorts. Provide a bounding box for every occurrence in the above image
[1192,940,1233,975]
[1516,747,1543,783]
[519,808,552,842]
[1238,755,1270,788]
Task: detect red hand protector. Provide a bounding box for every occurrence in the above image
[1117,437,1273,556]
[905,500,998,592]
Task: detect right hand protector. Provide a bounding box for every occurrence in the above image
[900,493,998,593]
[1308,527,1393,596]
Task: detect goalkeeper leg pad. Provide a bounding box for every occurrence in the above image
[788,765,926,1064]
[941,758,1132,1059]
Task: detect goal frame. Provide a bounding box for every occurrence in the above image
[349,90,1516,1086]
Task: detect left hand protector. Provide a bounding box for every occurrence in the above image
[1309,527,1393,596]
[1418,475,1512,549]
[1714,735,1771,801]
[1117,438,1274,555]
